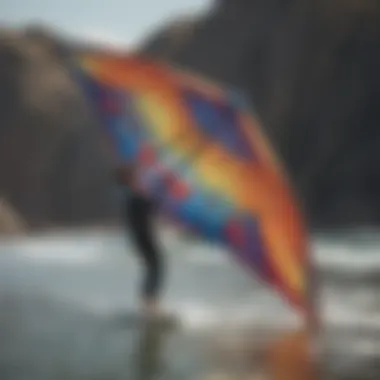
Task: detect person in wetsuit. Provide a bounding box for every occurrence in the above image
[115,164,164,316]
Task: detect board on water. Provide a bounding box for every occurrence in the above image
[74,53,310,316]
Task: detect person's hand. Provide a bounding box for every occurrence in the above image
[115,164,135,186]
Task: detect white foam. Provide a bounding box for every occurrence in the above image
[5,236,104,264]
[171,301,219,330]
[315,241,380,273]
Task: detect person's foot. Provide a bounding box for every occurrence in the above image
[140,298,179,329]
[141,297,159,315]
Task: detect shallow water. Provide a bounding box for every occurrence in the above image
[0,227,379,379]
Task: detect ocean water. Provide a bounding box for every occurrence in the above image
[0,227,379,379]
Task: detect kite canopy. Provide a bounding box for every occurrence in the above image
[74,53,311,317]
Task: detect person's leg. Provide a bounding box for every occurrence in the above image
[123,192,164,314]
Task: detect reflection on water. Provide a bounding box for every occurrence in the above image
[131,321,168,380]
[0,227,379,379]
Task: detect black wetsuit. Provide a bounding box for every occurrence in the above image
[123,191,163,300]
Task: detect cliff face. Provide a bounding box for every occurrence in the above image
[0,29,118,228]
[142,0,380,228]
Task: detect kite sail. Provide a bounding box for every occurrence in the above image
[73,53,312,317]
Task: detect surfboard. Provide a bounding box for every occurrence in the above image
[74,53,310,316]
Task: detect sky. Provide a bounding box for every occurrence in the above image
[0,0,212,47]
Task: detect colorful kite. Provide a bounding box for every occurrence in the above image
[74,53,313,318]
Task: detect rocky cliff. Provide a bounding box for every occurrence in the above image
[0,28,118,229]
[141,0,380,228]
